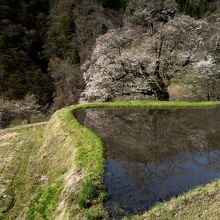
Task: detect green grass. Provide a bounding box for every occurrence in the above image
[76,180,96,208]
[0,124,46,219]
[26,182,63,220]
[1,100,220,219]
[70,100,219,110]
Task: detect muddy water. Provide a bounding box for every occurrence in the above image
[75,107,220,218]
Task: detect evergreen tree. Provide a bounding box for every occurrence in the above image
[0,0,54,105]
[176,0,214,19]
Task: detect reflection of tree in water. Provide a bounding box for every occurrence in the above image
[80,108,220,163]
[205,151,220,171]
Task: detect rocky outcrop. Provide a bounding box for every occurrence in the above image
[80,0,220,103]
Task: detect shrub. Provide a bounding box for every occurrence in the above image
[0,95,43,128]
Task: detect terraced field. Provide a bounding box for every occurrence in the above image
[0,101,220,220]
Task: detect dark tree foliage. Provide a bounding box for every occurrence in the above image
[99,0,128,10]
[176,0,217,18]
[0,0,132,108]
[45,8,80,64]
[0,0,54,105]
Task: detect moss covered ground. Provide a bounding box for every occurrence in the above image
[0,101,220,219]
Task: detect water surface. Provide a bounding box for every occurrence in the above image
[75,107,220,218]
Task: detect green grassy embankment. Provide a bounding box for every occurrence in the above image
[0,101,220,219]
[0,123,46,219]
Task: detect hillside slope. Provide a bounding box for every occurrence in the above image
[1,0,220,110]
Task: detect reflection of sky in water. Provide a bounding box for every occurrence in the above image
[75,107,220,218]
[105,151,220,215]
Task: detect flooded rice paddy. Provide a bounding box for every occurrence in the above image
[75,107,220,218]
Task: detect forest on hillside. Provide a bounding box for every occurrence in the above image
[0,0,128,107]
[0,0,220,127]
[177,0,219,18]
